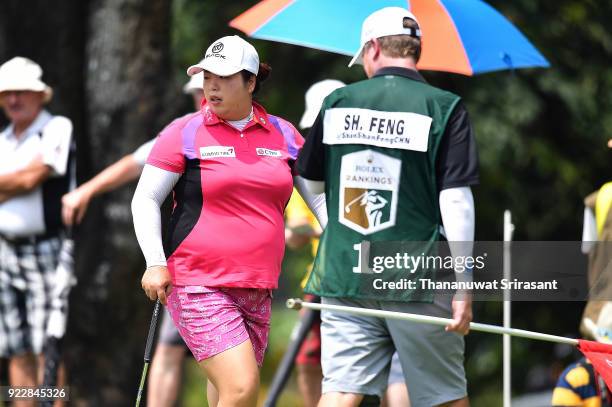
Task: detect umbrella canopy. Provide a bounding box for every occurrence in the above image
[230,0,550,76]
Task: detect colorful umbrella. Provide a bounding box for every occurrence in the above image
[230,0,550,76]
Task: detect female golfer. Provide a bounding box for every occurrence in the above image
[132,35,325,407]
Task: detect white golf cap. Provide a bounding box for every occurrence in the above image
[183,71,204,94]
[348,7,421,68]
[0,56,53,102]
[187,35,259,77]
[299,79,345,129]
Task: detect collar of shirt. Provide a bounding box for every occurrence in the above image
[0,109,53,142]
[227,107,254,131]
[372,67,427,83]
[201,100,273,132]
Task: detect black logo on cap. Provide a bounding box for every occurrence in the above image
[212,42,224,53]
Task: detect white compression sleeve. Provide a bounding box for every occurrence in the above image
[440,187,475,281]
[294,175,327,228]
[302,178,325,195]
[440,187,475,242]
[131,165,181,268]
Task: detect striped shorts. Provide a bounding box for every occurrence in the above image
[0,235,63,357]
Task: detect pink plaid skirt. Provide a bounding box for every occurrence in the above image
[166,285,271,366]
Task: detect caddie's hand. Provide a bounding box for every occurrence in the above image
[141,265,172,305]
[446,291,473,335]
[62,187,92,226]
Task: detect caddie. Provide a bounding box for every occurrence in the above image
[297,7,479,407]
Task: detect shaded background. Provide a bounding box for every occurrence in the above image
[0,0,610,405]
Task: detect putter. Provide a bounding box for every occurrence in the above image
[135,299,162,407]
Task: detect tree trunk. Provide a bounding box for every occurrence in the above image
[68,0,173,405]
[0,1,173,404]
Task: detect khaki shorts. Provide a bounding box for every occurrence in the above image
[320,295,467,406]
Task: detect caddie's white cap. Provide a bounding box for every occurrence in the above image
[183,71,204,94]
[348,7,421,68]
[299,79,345,129]
[187,35,259,77]
[0,56,53,102]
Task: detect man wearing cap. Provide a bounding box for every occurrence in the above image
[0,57,74,396]
[289,79,410,407]
[297,7,478,407]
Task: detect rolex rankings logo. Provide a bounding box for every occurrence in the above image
[339,150,400,235]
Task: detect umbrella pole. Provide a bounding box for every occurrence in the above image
[286,299,579,346]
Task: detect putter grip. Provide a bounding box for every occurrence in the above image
[144,300,161,363]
